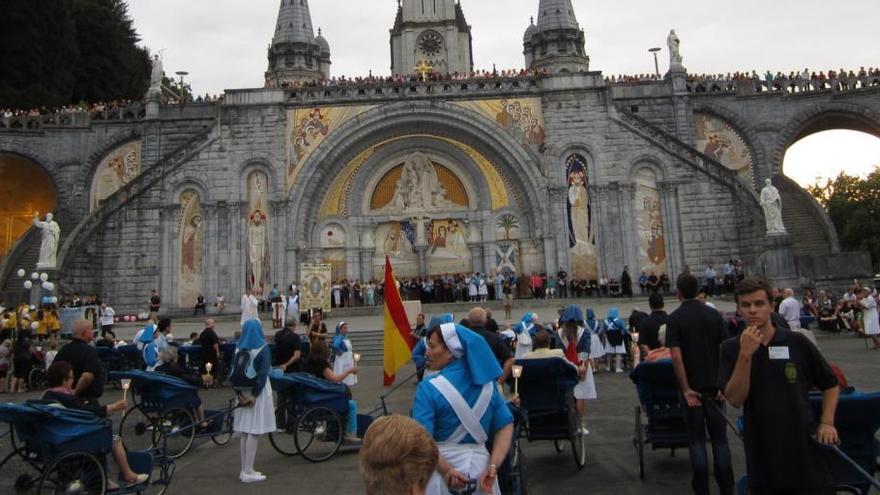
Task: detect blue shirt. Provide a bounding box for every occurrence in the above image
[412,359,513,444]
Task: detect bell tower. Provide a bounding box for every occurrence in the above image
[390,0,474,76]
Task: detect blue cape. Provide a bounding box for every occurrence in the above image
[138,324,156,343]
[238,319,266,350]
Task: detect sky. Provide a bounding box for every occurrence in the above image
[127,0,880,188]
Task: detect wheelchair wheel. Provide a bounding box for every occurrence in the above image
[269,402,300,456]
[119,407,160,453]
[28,367,46,391]
[38,451,106,495]
[157,408,196,459]
[553,440,564,453]
[634,405,645,480]
[210,410,234,446]
[571,431,585,469]
[0,447,42,495]
[294,406,343,463]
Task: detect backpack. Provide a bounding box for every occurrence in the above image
[230,346,265,396]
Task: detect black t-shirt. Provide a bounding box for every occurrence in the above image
[305,358,330,380]
[198,327,219,360]
[638,311,668,350]
[665,300,728,394]
[469,325,512,368]
[718,328,838,490]
[150,295,161,311]
[55,338,104,399]
[274,327,302,370]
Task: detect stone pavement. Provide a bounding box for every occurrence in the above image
[4,298,880,494]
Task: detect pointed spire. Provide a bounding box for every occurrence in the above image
[536,0,580,31]
[272,0,315,45]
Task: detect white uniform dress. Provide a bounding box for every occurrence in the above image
[863,296,880,336]
[332,338,358,387]
[560,327,597,400]
[233,347,277,435]
[513,323,533,360]
[586,320,605,360]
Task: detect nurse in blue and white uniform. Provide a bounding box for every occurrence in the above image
[331,322,357,387]
[412,314,454,381]
[584,309,605,370]
[139,324,159,372]
[558,306,597,435]
[512,312,538,360]
[413,323,514,495]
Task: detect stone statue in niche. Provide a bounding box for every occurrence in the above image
[33,212,61,269]
[380,152,457,213]
[760,179,787,235]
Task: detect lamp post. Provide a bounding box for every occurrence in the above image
[649,48,662,78]
[175,71,189,105]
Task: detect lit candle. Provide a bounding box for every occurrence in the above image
[512,365,523,396]
[121,379,131,402]
[205,362,213,373]
[354,353,361,375]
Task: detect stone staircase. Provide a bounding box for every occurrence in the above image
[0,228,41,303]
[348,330,385,364]
[775,175,838,257]
[56,125,219,272]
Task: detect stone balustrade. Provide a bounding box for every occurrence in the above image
[685,73,880,96]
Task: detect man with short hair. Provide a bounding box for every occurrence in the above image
[467,307,513,384]
[721,277,839,495]
[274,320,302,373]
[778,288,802,329]
[54,319,104,402]
[522,328,571,364]
[638,293,668,357]
[360,415,439,495]
[667,274,734,495]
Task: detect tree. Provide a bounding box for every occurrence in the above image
[496,214,520,240]
[808,165,880,270]
[0,0,150,109]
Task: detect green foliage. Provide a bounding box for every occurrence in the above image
[808,165,880,269]
[0,0,149,108]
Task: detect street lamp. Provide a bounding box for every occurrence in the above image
[175,71,189,104]
[648,48,662,78]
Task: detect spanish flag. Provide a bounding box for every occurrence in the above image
[383,256,415,386]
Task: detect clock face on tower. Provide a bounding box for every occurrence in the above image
[419,32,443,57]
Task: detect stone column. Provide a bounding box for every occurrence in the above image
[619,183,639,275]
[548,186,569,274]
[159,204,179,309]
[761,234,799,289]
[230,201,244,301]
[415,246,428,277]
[270,200,289,289]
[203,203,219,306]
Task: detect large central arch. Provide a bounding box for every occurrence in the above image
[287,101,551,253]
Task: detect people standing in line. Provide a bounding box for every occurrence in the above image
[232,320,275,484]
[720,277,840,495]
[332,322,358,388]
[558,306,597,435]
[99,303,116,340]
[667,273,734,495]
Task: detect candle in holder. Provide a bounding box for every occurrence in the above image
[353,353,361,374]
[205,362,213,374]
[121,379,131,402]
[512,365,524,396]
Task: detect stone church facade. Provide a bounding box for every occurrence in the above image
[1,0,878,311]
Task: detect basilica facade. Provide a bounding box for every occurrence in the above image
[1,0,877,311]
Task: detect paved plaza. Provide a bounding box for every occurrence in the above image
[3,297,880,494]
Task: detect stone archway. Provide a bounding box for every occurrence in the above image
[287,101,551,279]
[0,154,59,259]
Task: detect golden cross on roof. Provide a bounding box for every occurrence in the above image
[414,59,433,82]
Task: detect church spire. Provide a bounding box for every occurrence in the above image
[523,0,589,74]
[266,0,331,87]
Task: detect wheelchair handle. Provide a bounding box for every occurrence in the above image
[811,435,880,491]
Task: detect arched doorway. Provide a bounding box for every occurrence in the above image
[783,129,880,188]
[0,155,58,259]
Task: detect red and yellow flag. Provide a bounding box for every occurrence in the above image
[383,256,415,386]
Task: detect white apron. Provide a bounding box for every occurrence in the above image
[560,328,598,400]
[513,324,533,360]
[426,376,500,495]
[286,296,299,320]
[332,339,358,387]
[586,321,605,359]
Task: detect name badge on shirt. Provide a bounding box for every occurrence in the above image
[768,346,790,360]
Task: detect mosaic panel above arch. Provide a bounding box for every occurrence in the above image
[370,161,469,211]
[694,113,755,186]
[318,134,512,218]
[90,141,141,212]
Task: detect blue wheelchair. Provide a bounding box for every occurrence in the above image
[514,358,586,469]
[0,402,173,495]
[268,372,374,463]
[96,347,133,389]
[112,371,235,460]
[629,360,690,479]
